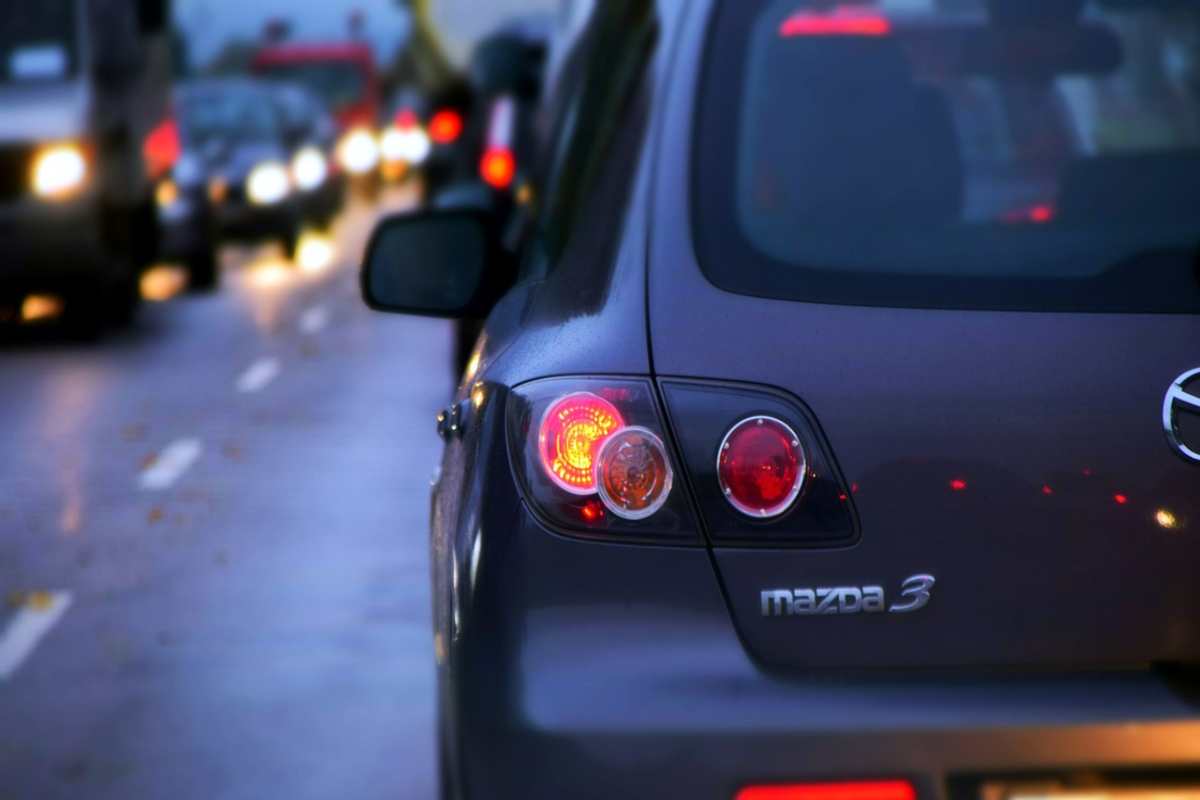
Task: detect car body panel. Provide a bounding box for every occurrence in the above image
[444,385,1200,800]
[415,1,1200,797]
[648,0,1200,671]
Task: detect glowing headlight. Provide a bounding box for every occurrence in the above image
[246,161,290,206]
[337,128,379,174]
[380,126,431,165]
[32,143,87,200]
[291,146,328,191]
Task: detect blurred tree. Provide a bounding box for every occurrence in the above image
[205,38,258,75]
[385,0,458,96]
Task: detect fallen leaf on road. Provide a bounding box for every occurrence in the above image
[121,424,146,442]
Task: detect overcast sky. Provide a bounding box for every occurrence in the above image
[174,0,412,67]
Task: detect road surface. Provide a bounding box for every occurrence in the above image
[0,189,450,799]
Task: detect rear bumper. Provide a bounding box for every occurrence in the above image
[158,191,215,261]
[215,199,298,242]
[296,181,343,226]
[470,663,1200,799]
[450,510,1200,800]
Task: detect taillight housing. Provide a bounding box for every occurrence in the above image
[660,379,858,547]
[507,378,700,544]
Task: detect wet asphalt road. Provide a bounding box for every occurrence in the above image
[0,189,451,799]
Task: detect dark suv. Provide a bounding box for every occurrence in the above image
[362,0,1200,798]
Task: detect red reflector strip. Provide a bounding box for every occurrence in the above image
[779,12,892,38]
[738,781,917,800]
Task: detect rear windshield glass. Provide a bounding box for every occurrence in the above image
[180,88,281,144]
[694,0,1200,312]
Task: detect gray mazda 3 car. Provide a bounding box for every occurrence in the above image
[362,0,1200,797]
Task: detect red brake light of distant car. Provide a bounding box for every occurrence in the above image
[595,427,673,520]
[737,781,917,800]
[393,109,419,129]
[480,147,516,190]
[538,393,625,495]
[779,9,892,38]
[718,416,807,518]
[429,109,463,144]
[1003,203,1056,224]
[143,117,181,180]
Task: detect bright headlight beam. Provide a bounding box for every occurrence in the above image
[32,144,87,200]
[381,126,431,165]
[246,161,290,206]
[291,147,328,191]
[337,128,380,175]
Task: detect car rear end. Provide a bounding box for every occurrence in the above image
[446,0,1200,797]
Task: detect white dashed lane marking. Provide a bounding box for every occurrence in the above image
[0,592,73,681]
[299,305,329,335]
[139,438,203,491]
[235,357,281,394]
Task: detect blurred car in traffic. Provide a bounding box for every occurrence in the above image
[270,82,345,230]
[407,15,551,211]
[379,88,433,183]
[169,79,305,262]
[1,0,172,329]
[252,42,383,196]
[361,0,1200,797]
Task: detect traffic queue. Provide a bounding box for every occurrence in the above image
[1,3,546,343]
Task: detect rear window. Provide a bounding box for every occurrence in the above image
[694,0,1200,312]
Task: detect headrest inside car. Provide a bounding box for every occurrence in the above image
[749,38,963,228]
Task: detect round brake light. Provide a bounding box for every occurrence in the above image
[717,416,807,518]
[538,393,624,495]
[595,426,673,520]
[429,109,464,144]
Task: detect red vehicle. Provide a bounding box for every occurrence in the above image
[251,43,380,131]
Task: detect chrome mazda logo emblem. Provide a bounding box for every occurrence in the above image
[1163,368,1200,463]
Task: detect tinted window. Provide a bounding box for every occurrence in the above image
[180,88,281,143]
[694,0,1200,312]
[0,1,77,83]
[531,0,657,268]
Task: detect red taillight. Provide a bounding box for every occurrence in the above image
[480,148,516,189]
[1003,203,1056,224]
[429,109,463,144]
[718,415,807,518]
[538,393,625,495]
[143,117,181,180]
[779,9,892,38]
[393,109,419,129]
[737,781,917,800]
[595,426,673,520]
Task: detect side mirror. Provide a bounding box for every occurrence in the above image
[361,210,512,318]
